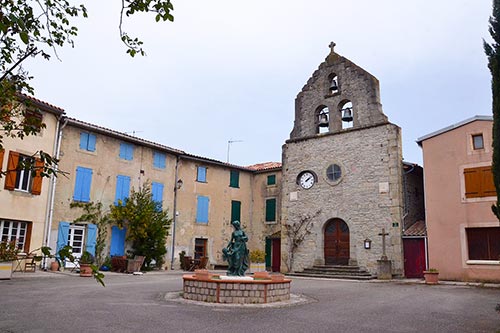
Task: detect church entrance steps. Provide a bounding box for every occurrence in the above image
[287,265,375,280]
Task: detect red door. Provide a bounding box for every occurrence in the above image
[403,238,426,278]
[271,239,281,272]
[324,219,349,265]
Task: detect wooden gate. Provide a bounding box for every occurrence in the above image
[403,238,426,278]
[324,219,349,265]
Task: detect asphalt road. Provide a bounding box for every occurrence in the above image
[1,271,499,332]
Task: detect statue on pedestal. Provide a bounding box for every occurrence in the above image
[222,220,249,276]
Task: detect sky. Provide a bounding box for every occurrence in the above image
[28,0,493,167]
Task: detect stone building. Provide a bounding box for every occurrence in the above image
[281,44,405,275]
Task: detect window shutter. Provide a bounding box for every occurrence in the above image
[4,151,19,190]
[265,238,272,267]
[110,226,127,256]
[196,196,210,223]
[126,144,134,160]
[152,182,164,208]
[231,200,241,222]
[31,158,44,195]
[119,143,126,159]
[265,198,276,222]
[197,166,207,182]
[73,167,92,202]
[79,133,89,150]
[56,222,70,252]
[267,175,276,186]
[115,175,131,205]
[0,149,4,173]
[119,143,133,160]
[464,168,481,198]
[85,224,97,256]
[88,134,96,152]
[230,170,239,188]
[481,166,496,197]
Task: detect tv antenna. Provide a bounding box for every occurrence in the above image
[227,139,243,163]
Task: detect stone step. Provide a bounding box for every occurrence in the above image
[287,272,375,280]
[302,269,372,277]
[311,265,366,271]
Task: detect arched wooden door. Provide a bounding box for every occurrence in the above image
[324,219,350,265]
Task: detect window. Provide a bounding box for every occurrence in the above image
[466,227,500,260]
[472,134,484,150]
[265,198,276,222]
[230,170,239,188]
[231,200,241,222]
[197,166,207,182]
[267,174,276,186]
[194,238,207,259]
[152,182,164,209]
[326,164,342,182]
[153,151,166,169]
[79,132,96,152]
[22,109,43,132]
[73,166,93,202]
[0,220,31,252]
[114,175,131,205]
[68,225,85,256]
[196,196,210,223]
[464,166,495,198]
[4,151,43,195]
[119,142,134,160]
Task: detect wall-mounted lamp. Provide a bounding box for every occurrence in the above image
[364,238,372,250]
[176,179,183,190]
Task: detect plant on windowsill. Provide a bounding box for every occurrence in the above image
[0,240,19,280]
[423,268,439,285]
[249,249,266,273]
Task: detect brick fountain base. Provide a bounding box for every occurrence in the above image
[183,270,291,304]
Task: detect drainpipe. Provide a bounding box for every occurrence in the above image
[170,155,182,269]
[42,116,68,269]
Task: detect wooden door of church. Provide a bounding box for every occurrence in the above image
[324,219,349,265]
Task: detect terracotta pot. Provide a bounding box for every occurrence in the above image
[50,261,59,272]
[423,271,439,284]
[79,263,93,277]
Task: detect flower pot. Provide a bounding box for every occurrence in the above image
[0,261,13,279]
[50,261,59,271]
[250,262,266,273]
[79,263,93,277]
[423,271,439,285]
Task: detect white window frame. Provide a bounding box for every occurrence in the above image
[15,156,34,192]
[0,220,28,251]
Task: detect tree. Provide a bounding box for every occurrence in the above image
[1,0,174,174]
[110,182,172,270]
[283,210,320,272]
[485,0,500,221]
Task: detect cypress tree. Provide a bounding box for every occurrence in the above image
[485,0,500,220]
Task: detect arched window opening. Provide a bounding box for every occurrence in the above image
[328,74,339,94]
[340,101,353,129]
[317,106,330,134]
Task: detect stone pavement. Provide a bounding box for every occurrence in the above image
[1,270,499,332]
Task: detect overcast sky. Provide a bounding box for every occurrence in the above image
[28,0,493,167]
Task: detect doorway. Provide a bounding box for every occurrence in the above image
[324,219,350,265]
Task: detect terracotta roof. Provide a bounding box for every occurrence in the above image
[18,93,65,115]
[403,220,426,237]
[246,162,282,171]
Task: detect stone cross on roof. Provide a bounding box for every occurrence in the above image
[329,41,336,53]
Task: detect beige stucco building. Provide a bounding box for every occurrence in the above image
[0,95,64,255]
[418,115,500,282]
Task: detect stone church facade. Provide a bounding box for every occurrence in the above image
[281,44,405,276]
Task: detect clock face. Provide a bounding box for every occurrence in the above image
[299,171,315,189]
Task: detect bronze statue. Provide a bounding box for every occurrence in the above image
[222,220,249,276]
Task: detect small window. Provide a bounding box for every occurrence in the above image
[230,170,239,188]
[466,227,500,260]
[267,175,276,186]
[326,164,342,181]
[153,151,166,169]
[119,142,134,161]
[196,196,210,223]
[265,198,276,222]
[231,200,241,222]
[4,152,43,195]
[79,133,96,152]
[472,134,484,150]
[15,155,34,192]
[0,220,30,252]
[197,166,207,182]
[464,166,495,198]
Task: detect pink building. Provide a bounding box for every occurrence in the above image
[417,115,500,282]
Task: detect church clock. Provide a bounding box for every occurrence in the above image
[298,171,316,189]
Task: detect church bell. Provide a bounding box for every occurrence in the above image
[329,80,338,92]
[318,113,329,127]
[341,108,353,122]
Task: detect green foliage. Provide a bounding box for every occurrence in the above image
[79,251,94,264]
[70,201,110,267]
[485,0,500,221]
[249,250,266,263]
[179,250,186,270]
[0,240,19,261]
[110,182,172,270]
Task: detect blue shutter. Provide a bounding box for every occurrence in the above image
[119,143,126,159]
[196,196,209,223]
[127,144,134,160]
[87,134,96,152]
[152,182,164,209]
[85,224,97,256]
[197,166,207,182]
[115,175,131,205]
[120,143,133,160]
[110,226,127,256]
[56,222,70,253]
[79,133,89,150]
[153,151,166,169]
[73,167,92,202]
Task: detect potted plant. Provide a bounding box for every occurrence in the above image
[79,251,94,277]
[0,240,19,279]
[423,268,439,284]
[249,249,266,273]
